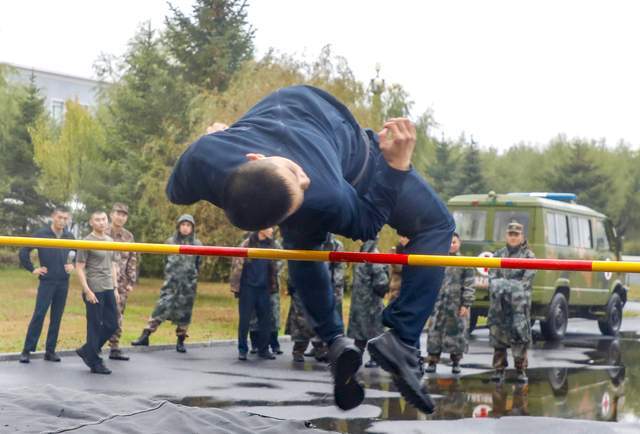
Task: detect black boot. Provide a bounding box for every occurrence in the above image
[249,331,258,354]
[176,335,187,353]
[328,336,364,411]
[292,341,307,363]
[368,330,435,414]
[131,330,150,346]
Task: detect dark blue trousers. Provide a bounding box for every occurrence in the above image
[80,290,118,367]
[23,280,69,353]
[289,168,454,347]
[237,285,271,354]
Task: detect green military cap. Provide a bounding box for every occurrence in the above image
[112,202,129,214]
[507,221,524,234]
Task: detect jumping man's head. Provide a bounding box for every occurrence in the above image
[222,153,310,231]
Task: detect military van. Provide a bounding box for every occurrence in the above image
[448,192,628,340]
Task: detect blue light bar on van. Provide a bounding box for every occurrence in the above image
[507,192,577,203]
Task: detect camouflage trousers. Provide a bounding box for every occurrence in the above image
[145,318,189,337]
[492,346,528,370]
[108,285,131,350]
[250,291,280,333]
[285,291,342,346]
[488,278,531,350]
[426,313,470,357]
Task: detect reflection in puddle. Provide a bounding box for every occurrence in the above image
[175,338,637,434]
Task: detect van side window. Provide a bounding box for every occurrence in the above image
[546,212,569,246]
[452,210,487,241]
[569,216,593,248]
[493,211,530,241]
[593,219,609,250]
[579,217,593,248]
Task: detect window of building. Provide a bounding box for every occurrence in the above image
[51,100,64,123]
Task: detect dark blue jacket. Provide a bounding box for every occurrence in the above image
[167,85,408,246]
[19,226,75,281]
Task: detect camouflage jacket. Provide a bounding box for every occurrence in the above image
[489,244,536,291]
[388,244,405,301]
[321,234,346,298]
[106,227,137,289]
[434,255,476,310]
[229,235,282,294]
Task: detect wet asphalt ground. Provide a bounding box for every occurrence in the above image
[1,318,639,433]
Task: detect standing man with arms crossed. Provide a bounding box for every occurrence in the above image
[75,211,120,375]
[19,206,75,363]
[166,85,454,413]
[106,203,138,362]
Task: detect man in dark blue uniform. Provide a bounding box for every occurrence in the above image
[19,207,75,363]
[167,85,454,413]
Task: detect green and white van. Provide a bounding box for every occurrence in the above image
[448,192,628,340]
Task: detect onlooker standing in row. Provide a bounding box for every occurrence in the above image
[131,214,202,353]
[488,221,536,383]
[75,211,120,375]
[347,238,389,368]
[230,228,281,361]
[106,203,138,362]
[425,233,475,374]
[19,207,75,363]
[388,235,409,303]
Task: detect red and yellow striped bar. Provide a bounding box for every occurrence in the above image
[2,235,640,273]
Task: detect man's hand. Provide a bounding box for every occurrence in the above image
[126,284,133,292]
[64,263,74,274]
[206,122,229,134]
[84,289,98,304]
[459,306,470,317]
[377,118,416,171]
[32,267,48,276]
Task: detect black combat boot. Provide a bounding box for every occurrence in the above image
[292,341,307,362]
[328,335,364,411]
[368,330,435,414]
[131,330,150,346]
[176,335,187,353]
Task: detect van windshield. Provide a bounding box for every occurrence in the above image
[453,210,487,241]
[493,211,530,241]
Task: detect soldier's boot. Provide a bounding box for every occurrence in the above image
[176,335,187,353]
[249,331,259,354]
[451,353,462,375]
[354,339,367,353]
[292,341,308,362]
[312,340,329,363]
[424,353,439,374]
[131,330,150,346]
[515,357,528,383]
[491,348,508,382]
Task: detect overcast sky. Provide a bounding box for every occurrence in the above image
[1,0,639,150]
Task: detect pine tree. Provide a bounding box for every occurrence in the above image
[454,142,486,195]
[545,142,611,211]
[429,138,458,200]
[0,75,49,234]
[165,0,255,91]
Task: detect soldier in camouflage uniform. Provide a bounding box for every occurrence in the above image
[347,238,389,368]
[388,236,409,303]
[106,203,137,361]
[488,221,536,383]
[286,233,345,362]
[425,233,475,374]
[131,214,202,353]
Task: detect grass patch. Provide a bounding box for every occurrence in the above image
[0,268,354,353]
[628,284,640,301]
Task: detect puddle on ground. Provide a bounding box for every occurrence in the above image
[173,337,639,433]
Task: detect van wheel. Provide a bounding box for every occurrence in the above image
[469,311,479,334]
[540,293,568,341]
[598,293,623,336]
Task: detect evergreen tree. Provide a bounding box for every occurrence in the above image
[0,75,49,234]
[165,0,255,91]
[429,138,458,200]
[454,142,486,195]
[545,141,611,211]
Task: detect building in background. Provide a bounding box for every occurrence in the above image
[1,61,106,121]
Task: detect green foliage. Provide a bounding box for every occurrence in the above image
[455,142,486,195]
[0,74,49,234]
[165,0,255,91]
